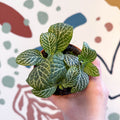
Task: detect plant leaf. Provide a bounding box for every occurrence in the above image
[16,49,43,66]
[59,85,64,90]
[40,32,57,55]
[62,66,79,88]
[71,70,89,93]
[64,54,79,67]
[52,52,64,61]
[84,62,99,76]
[26,59,52,90]
[48,23,73,52]
[50,53,67,84]
[78,42,97,62]
[32,86,57,98]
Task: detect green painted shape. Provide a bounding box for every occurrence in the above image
[39,0,53,7]
[8,57,18,68]
[3,41,11,49]
[14,49,18,53]
[24,19,29,26]
[56,6,61,11]
[24,0,34,9]
[14,71,19,75]
[0,99,5,105]
[108,113,120,120]
[37,11,48,25]
[2,76,15,88]
[2,23,11,33]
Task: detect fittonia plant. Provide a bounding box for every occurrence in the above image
[16,23,99,98]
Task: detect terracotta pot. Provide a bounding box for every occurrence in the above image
[41,44,81,95]
[41,44,81,57]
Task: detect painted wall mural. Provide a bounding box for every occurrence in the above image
[0,0,120,120]
[0,2,32,37]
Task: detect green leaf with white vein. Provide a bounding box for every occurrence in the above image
[16,49,43,66]
[48,23,73,52]
[50,53,67,84]
[40,32,57,55]
[78,42,97,62]
[64,54,79,67]
[63,66,79,88]
[32,86,57,98]
[52,52,64,61]
[26,59,51,90]
[84,62,99,76]
[71,70,89,93]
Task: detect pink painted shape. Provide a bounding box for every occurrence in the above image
[13,84,26,120]
[18,95,24,111]
[95,36,102,43]
[104,22,113,32]
[96,17,100,21]
[0,2,32,37]
[27,100,34,120]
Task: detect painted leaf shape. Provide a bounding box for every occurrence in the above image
[18,95,24,111]
[78,42,97,62]
[16,49,43,66]
[27,102,34,120]
[13,84,64,120]
[32,86,57,98]
[64,54,79,67]
[63,66,79,88]
[40,32,57,55]
[26,59,51,90]
[71,70,89,93]
[48,23,73,52]
[50,53,67,84]
[84,62,99,76]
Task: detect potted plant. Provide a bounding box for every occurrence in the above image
[16,23,99,98]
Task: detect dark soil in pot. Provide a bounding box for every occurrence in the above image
[41,44,81,96]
